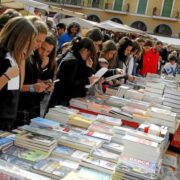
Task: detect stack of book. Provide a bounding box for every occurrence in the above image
[3,145,49,162]
[124,89,144,101]
[163,87,180,115]
[45,106,79,125]
[105,87,118,96]
[58,132,103,152]
[113,155,160,180]
[105,96,130,108]
[112,126,132,144]
[147,107,177,133]
[116,85,130,98]
[80,156,116,174]
[70,98,89,110]
[32,156,79,179]
[91,148,120,163]
[30,117,60,129]
[0,159,50,180]
[96,114,122,126]
[102,141,124,154]
[144,81,165,98]
[122,134,162,163]
[68,114,94,129]
[52,145,89,163]
[0,137,14,151]
[88,121,114,135]
[15,132,57,153]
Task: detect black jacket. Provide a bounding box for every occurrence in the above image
[50,50,93,106]
[0,48,19,130]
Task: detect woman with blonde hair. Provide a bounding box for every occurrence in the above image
[0,16,38,130]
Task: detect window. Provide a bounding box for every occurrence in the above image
[131,21,147,31]
[92,0,104,8]
[87,15,100,22]
[154,24,172,36]
[111,18,123,24]
[113,0,123,11]
[162,0,174,17]
[137,0,148,14]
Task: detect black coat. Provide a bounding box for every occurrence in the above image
[50,50,93,106]
[0,48,19,130]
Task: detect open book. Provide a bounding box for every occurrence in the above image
[85,67,108,89]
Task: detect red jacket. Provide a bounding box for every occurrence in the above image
[139,48,159,76]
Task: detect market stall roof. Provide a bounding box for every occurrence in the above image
[151,34,180,48]
[49,5,86,19]
[59,17,97,29]
[0,0,24,10]
[95,20,146,35]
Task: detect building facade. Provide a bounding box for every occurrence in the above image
[47,0,180,37]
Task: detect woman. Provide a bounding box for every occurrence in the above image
[50,37,96,106]
[17,16,49,126]
[0,17,38,130]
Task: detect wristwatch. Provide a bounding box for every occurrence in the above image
[29,84,35,93]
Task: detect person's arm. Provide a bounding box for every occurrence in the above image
[0,66,19,90]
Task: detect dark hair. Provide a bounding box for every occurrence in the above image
[67,22,80,34]
[0,11,20,29]
[56,23,66,30]
[85,28,103,42]
[117,37,133,63]
[168,54,177,62]
[45,33,57,72]
[132,40,141,53]
[156,41,163,46]
[144,39,153,47]
[71,37,96,60]
[135,37,145,43]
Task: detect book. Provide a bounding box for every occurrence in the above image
[16,132,57,147]
[115,155,159,180]
[0,153,33,170]
[52,146,89,162]
[96,114,122,126]
[102,142,124,153]
[30,117,60,129]
[62,171,94,180]
[32,157,79,179]
[82,130,112,142]
[85,67,108,88]
[81,156,116,174]
[0,159,50,180]
[68,114,93,128]
[79,167,111,180]
[4,146,49,162]
[58,132,103,152]
[91,148,119,163]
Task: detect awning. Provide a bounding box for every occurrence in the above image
[95,20,146,35]
[49,5,86,19]
[59,17,97,28]
[151,34,180,48]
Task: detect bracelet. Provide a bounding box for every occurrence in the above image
[3,73,11,80]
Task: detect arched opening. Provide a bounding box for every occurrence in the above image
[87,14,100,23]
[131,21,147,31]
[154,24,172,36]
[111,18,123,24]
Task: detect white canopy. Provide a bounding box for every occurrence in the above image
[95,20,146,35]
[151,35,180,47]
[59,17,98,29]
[15,0,49,12]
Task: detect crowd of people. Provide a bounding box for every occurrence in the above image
[0,8,179,131]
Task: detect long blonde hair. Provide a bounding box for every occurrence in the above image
[0,16,38,65]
